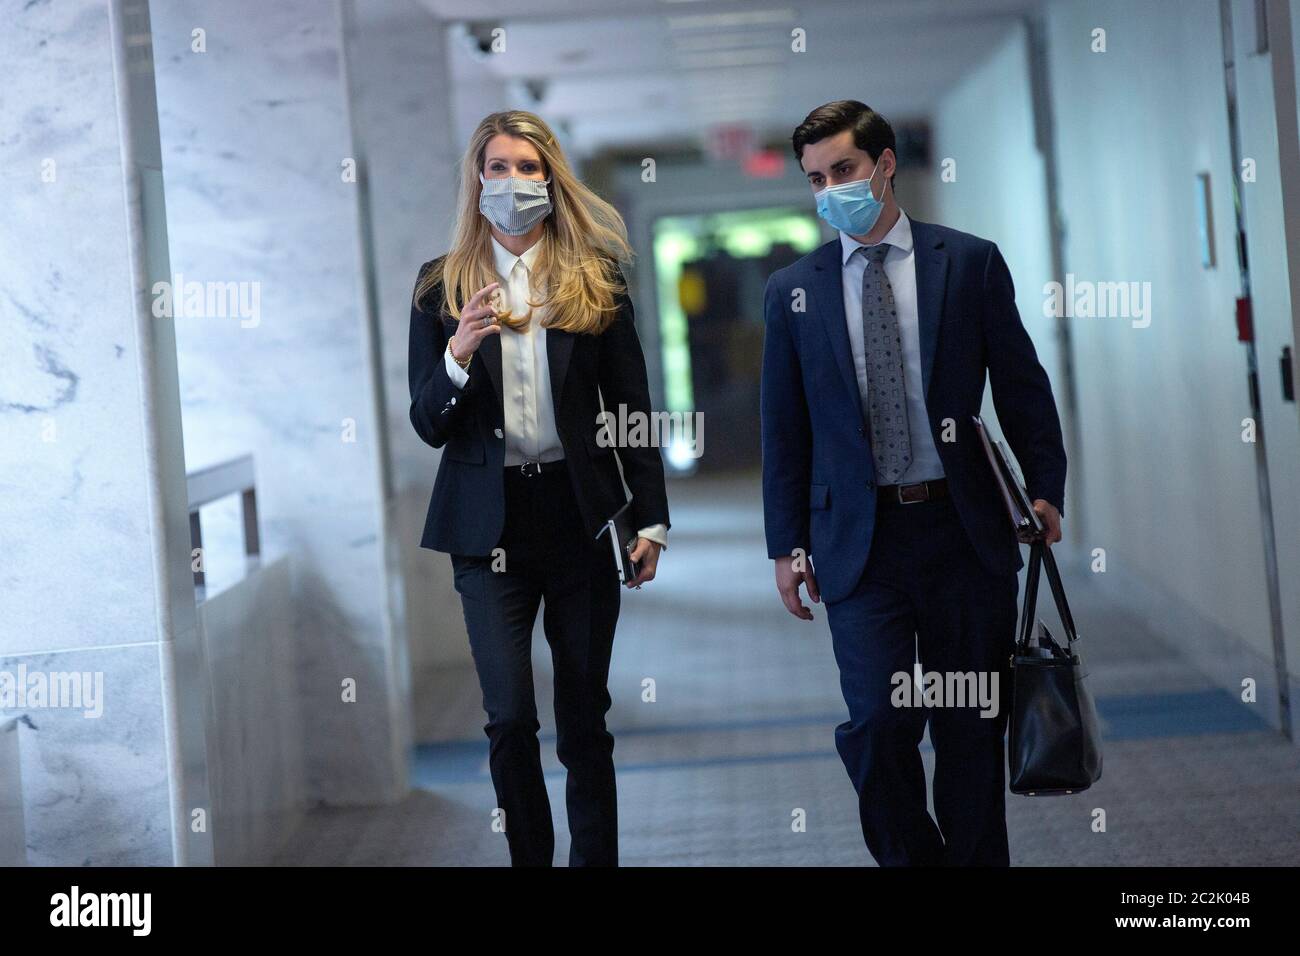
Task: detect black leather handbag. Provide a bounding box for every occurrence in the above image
[1009,541,1103,795]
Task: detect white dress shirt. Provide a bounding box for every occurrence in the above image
[838,210,945,483]
[445,236,667,548]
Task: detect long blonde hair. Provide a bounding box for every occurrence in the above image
[416,111,632,335]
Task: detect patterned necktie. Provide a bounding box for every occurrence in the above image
[859,243,912,484]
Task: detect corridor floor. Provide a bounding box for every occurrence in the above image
[276,474,1300,866]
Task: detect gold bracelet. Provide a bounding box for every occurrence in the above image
[447,336,472,370]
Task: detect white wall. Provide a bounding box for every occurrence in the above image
[926,0,1300,730]
[1044,0,1288,719]
[928,19,1064,492]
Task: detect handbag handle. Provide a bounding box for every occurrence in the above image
[1017,540,1080,651]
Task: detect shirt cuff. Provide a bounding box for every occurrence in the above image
[444,347,469,388]
[636,524,668,550]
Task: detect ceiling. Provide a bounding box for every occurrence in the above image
[418,0,1044,155]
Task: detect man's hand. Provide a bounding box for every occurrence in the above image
[1033,499,1062,544]
[627,538,661,588]
[775,555,820,621]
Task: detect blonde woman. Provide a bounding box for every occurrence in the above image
[407,111,669,867]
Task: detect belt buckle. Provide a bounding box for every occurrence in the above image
[897,481,928,504]
[520,459,541,478]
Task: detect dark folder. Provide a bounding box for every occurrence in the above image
[972,415,1043,543]
[596,502,642,585]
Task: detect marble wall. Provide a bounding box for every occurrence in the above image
[0,720,27,866]
[0,0,214,865]
[150,0,407,805]
[198,557,304,865]
[341,0,479,690]
[2,0,533,864]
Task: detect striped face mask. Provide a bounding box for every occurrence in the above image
[478,174,553,236]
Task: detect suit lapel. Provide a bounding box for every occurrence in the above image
[546,326,574,412]
[479,331,504,408]
[809,239,862,426]
[448,315,570,412]
[909,219,948,399]
[447,313,504,409]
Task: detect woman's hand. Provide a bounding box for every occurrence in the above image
[627,538,661,588]
[449,281,502,362]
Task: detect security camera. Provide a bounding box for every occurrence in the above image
[452,21,503,62]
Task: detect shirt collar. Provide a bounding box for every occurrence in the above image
[839,209,913,265]
[491,235,544,276]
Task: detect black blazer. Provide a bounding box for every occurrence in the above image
[408,256,671,556]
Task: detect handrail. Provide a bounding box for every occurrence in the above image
[186,455,260,591]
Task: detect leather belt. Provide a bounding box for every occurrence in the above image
[877,477,949,505]
[511,459,567,478]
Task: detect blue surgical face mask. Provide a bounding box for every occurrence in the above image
[813,163,885,236]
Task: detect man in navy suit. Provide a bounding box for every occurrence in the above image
[761,101,1067,866]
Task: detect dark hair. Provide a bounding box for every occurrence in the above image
[792,100,896,188]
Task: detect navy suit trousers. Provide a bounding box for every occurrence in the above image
[825,494,1019,866]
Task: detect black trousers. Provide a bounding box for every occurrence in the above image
[450,463,622,866]
[824,494,1019,866]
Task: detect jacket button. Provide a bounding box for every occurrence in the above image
[494,427,504,439]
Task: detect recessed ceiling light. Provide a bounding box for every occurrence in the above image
[676,49,785,68]
[666,8,796,31]
[671,32,781,52]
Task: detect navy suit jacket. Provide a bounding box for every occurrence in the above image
[408,257,670,555]
[760,218,1067,606]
